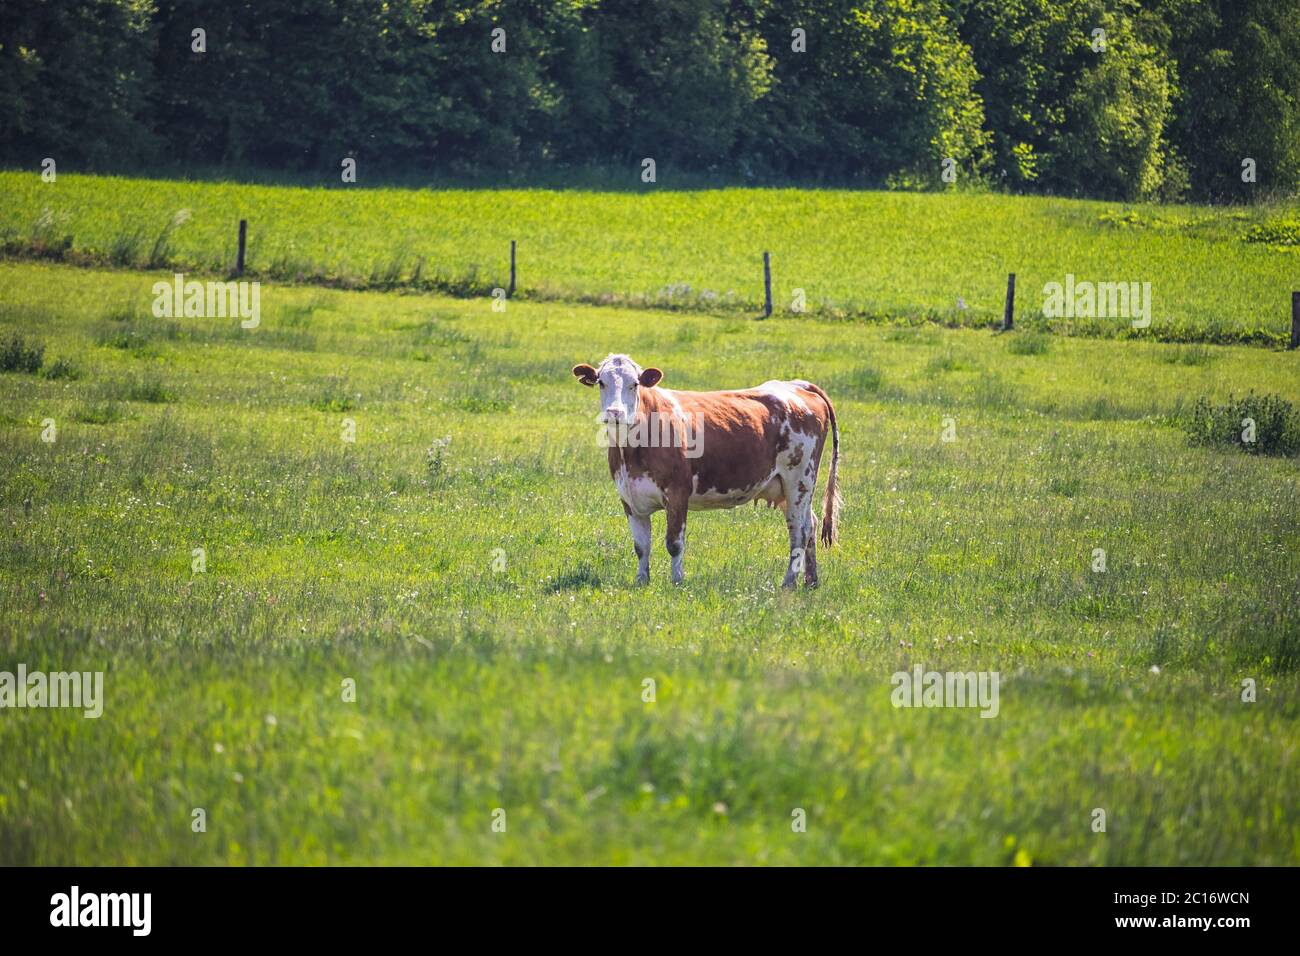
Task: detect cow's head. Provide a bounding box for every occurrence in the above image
[572,353,663,424]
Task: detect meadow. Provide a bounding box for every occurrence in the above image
[1,255,1297,865]
[3,172,1299,345]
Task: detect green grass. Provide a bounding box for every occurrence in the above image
[1,260,1298,865]
[3,172,1299,345]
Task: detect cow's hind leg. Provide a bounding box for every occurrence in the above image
[665,493,687,585]
[802,508,819,587]
[625,504,652,585]
[801,449,825,587]
[782,506,812,588]
[781,477,816,589]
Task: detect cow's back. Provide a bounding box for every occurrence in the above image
[653,381,830,508]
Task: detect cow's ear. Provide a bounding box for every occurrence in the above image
[572,364,599,387]
[639,367,663,388]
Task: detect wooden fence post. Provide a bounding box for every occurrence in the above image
[1291,291,1299,350]
[508,240,517,298]
[1002,272,1016,330]
[236,219,247,277]
[763,252,773,318]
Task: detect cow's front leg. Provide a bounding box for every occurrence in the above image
[625,504,652,585]
[665,495,687,584]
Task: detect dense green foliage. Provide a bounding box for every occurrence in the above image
[959,0,1180,199]
[1,261,1298,863]
[1152,0,1300,201]
[0,330,43,372]
[1185,391,1300,457]
[2,0,1297,199]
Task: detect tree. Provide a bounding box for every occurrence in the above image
[957,0,1179,200]
[759,0,988,184]
[0,0,156,167]
[1148,0,1300,199]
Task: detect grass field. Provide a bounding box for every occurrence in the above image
[3,172,1299,344]
[1,255,1297,865]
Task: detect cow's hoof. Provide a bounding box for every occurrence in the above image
[780,577,798,590]
[804,577,820,589]
[634,574,650,586]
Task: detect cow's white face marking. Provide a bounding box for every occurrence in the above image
[597,355,643,425]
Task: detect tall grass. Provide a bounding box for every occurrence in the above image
[1,260,1298,865]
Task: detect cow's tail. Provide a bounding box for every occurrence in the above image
[803,383,841,547]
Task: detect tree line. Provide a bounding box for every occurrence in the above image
[1,0,1296,201]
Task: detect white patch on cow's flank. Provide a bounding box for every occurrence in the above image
[756,380,812,413]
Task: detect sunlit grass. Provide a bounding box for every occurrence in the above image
[0,261,1297,864]
[2,172,1298,344]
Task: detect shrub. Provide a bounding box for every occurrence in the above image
[41,357,82,380]
[1241,220,1300,247]
[1185,392,1300,457]
[73,402,125,425]
[109,227,145,267]
[0,334,44,373]
[118,372,171,403]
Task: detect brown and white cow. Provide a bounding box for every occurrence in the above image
[571,354,841,587]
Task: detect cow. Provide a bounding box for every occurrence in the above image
[571,354,841,587]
